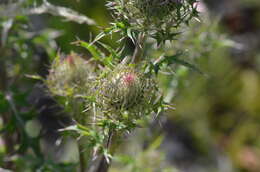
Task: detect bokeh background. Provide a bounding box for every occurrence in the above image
[1,0,260,172]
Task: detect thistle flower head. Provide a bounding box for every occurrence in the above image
[109,0,198,43]
[97,65,158,119]
[46,52,94,97]
[135,0,182,19]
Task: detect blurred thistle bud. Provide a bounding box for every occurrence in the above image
[109,0,199,43]
[135,0,182,19]
[46,52,94,97]
[97,65,159,118]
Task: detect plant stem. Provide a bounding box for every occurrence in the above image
[0,47,15,170]
[96,130,114,172]
[73,100,89,172]
[78,140,87,172]
[87,130,117,172]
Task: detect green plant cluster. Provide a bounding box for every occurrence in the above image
[42,0,200,170]
[45,48,163,167]
[46,51,161,123]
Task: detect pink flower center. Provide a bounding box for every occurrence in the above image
[123,73,136,85]
[65,55,75,67]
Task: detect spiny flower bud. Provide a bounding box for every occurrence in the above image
[110,0,198,42]
[46,52,94,97]
[97,65,158,118]
[135,0,182,19]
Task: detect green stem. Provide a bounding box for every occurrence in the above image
[87,130,118,172]
[78,140,87,172]
[0,47,15,170]
[72,100,90,172]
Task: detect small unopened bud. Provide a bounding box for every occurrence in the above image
[46,52,93,97]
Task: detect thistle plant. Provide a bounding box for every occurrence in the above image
[45,0,200,172]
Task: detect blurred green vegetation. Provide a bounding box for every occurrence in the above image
[1,0,260,172]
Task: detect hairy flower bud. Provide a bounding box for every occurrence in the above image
[135,0,181,19]
[46,52,94,97]
[97,65,158,118]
